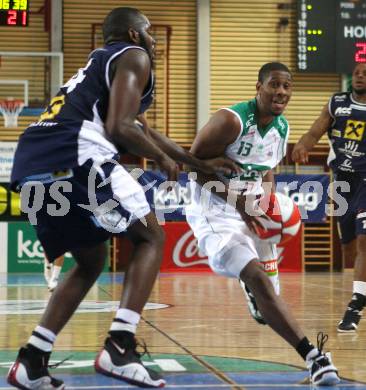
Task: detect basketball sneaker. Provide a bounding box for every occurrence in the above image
[306,333,340,386]
[239,279,266,325]
[95,336,166,388]
[337,293,365,333]
[7,346,65,389]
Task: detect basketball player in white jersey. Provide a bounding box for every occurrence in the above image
[186,62,340,386]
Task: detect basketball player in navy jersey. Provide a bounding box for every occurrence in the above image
[7,7,238,389]
[293,62,366,333]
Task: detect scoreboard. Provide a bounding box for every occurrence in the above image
[0,0,29,27]
[297,0,366,73]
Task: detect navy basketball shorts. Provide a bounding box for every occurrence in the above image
[20,158,151,261]
[336,172,366,244]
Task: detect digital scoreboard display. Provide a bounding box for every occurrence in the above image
[297,0,366,73]
[0,0,29,27]
[337,1,366,73]
[297,0,336,72]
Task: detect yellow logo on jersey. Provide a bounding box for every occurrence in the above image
[344,120,365,141]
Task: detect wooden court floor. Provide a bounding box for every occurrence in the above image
[1,270,365,389]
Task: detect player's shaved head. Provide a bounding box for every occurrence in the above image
[103,7,147,44]
[258,62,291,83]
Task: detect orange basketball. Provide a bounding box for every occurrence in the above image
[255,192,301,245]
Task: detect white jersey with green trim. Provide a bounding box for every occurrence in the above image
[217,98,289,196]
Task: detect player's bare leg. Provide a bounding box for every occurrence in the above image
[354,235,366,283]
[342,240,357,268]
[240,260,304,346]
[240,260,339,386]
[7,243,107,390]
[338,235,366,332]
[40,244,107,332]
[94,211,166,387]
[119,212,165,312]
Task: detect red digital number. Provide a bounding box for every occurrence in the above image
[7,10,17,25]
[21,10,27,25]
[355,42,366,63]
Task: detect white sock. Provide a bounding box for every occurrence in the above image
[353,281,366,296]
[28,325,56,352]
[44,260,52,281]
[110,308,141,334]
[51,265,62,280]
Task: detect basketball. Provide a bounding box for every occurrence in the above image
[255,192,301,245]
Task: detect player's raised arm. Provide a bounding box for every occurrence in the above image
[292,103,332,164]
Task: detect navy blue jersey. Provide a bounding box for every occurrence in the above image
[11,42,154,188]
[327,92,366,174]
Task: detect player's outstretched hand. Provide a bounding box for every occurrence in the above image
[200,157,242,175]
[292,143,309,164]
[156,154,179,182]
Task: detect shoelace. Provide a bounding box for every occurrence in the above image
[135,339,151,359]
[316,332,328,355]
[48,355,72,369]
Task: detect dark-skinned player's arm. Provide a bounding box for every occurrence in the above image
[189,109,263,233]
[105,48,178,182]
[292,103,332,164]
[135,113,239,176]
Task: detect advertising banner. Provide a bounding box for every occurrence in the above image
[7,222,76,273]
[138,171,330,224]
[0,141,17,182]
[1,170,330,224]
[138,171,189,221]
[160,222,302,273]
[276,174,330,223]
[7,222,109,273]
[0,182,26,221]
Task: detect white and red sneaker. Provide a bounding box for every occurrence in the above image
[95,336,166,388]
[7,347,65,390]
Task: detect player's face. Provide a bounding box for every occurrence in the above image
[137,16,156,65]
[352,64,366,95]
[257,71,292,116]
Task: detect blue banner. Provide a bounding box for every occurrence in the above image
[138,170,190,221]
[138,171,330,223]
[275,174,329,223]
